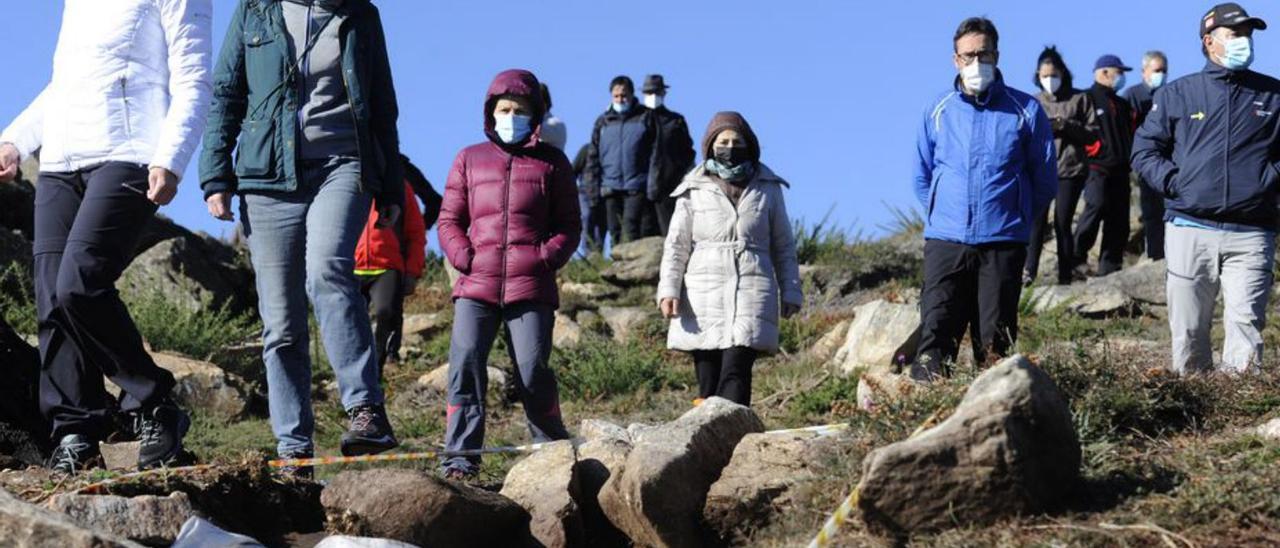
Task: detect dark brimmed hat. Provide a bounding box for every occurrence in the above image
[1203,3,1267,36]
[642,74,670,94]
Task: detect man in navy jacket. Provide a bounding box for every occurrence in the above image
[911,17,1058,380]
[1132,2,1280,374]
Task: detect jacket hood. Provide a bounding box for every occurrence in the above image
[701,111,761,163]
[484,69,545,148]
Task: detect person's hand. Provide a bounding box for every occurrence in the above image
[782,303,801,319]
[403,275,418,296]
[147,167,179,205]
[1050,118,1066,134]
[375,204,401,229]
[206,192,234,221]
[0,143,20,183]
[660,297,680,319]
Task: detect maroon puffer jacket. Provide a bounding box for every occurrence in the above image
[438,69,582,308]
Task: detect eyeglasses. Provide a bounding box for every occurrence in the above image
[956,49,997,65]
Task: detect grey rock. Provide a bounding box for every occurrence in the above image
[500,441,584,548]
[598,306,652,342]
[99,442,141,471]
[828,300,919,376]
[401,313,449,347]
[856,355,1081,533]
[151,352,253,419]
[601,237,664,286]
[49,492,194,546]
[119,225,255,316]
[855,370,916,413]
[0,488,142,547]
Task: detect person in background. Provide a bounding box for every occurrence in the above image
[200,0,404,474]
[355,179,427,370]
[1124,50,1170,261]
[436,69,580,480]
[911,17,1058,380]
[657,112,802,406]
[539,83,567,152]
[587,76,661,244]
[403,155,442,229]
[1132,2,1280,375]
[0,0,212,474]
[574,143,606,253]
[1025,46,1099,286]
[642,74,696,236]
[1073,55,1136,277]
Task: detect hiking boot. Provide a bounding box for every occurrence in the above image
[340,405,398,456]
[909,355,946,383]
[274,449,315,481]
[137,398,191,470]
[443,466,477,482]
[48,434,103,474]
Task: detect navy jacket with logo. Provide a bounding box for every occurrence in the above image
[1132,62,1280,231]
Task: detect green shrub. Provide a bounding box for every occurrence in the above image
[554,337,680,401]
[0,262,35,334]
[126,290,258,360]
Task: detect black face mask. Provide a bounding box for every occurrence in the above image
[714,146,750,168]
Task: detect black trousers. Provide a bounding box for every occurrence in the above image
[605,191,653,244]
[1073,168,1131,276]
[1025,175,1086,284]
[1137,177,1166,260]
[33,162,176,440]
[914,240,1025,377]
[359,270,404,369]
[653,196,678,237]
[691,347,758,405]
[583,197,608,254]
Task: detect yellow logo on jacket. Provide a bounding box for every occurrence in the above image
[1190,111,1206,120]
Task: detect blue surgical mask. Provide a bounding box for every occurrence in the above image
[494,114,532,144]
[1217,36,1255,71]
[611,100,632,114]
[1112,73,1127,91]
[1148,71,1166,89]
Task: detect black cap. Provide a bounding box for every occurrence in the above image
[642,74,669,94]
[1202,3,1267,36]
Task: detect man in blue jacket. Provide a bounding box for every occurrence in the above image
[587,76,662,244]
[1132,2,1280,374]
[911,17,1058,381]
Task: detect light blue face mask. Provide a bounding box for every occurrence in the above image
[1148,71,1166,89]
[494,114,533,144]
[1112,73,1127,91]
[1218,36,1255,71]
[611,100,632,114]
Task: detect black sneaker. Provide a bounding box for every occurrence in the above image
[340,405,398,456]
[275,449,315,481]
[48,434,103,474]
[137,399,191,470]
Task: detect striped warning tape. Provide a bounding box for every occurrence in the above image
[762,423,849,437]
[807,487,861,548]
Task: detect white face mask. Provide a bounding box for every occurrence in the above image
[1040,76,1062,94]
[961,61,997,94]
[643,94,664,109]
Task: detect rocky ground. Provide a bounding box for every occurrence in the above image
[2,170,1280,547]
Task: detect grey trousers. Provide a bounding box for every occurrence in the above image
[442,298,569,474]
[1165,223,1275,374]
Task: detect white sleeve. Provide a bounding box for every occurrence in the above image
[150,0,214,180]
[0,84,51,160]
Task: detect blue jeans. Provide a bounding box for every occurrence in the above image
[241,156,383,454]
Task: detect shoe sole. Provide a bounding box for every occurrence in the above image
[339,435,399,457]
[137,412,192,470]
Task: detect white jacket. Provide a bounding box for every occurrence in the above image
[657,164,803,353]
[1,0,213,179]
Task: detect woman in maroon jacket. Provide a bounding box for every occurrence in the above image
[437,69,582,479]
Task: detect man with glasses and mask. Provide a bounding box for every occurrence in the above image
[910,17,1058,381]
[1132,3,1280,375]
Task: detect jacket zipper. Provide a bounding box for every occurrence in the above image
[338,20,365,188]
[1224,80,1234,210]
[121,77,133,141]
[499,155,514,306]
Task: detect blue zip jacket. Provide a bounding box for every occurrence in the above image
[914,75,1059,245]
[587,103,660,194]
[1131,62,1280,231]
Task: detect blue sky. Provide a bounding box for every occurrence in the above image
[2,0,1271,243]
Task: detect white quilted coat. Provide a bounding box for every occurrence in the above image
[1,0,213,178]
[657,164,803,353]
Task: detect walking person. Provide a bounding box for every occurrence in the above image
[642,74,697,236]
[574,143,607,253]
[355,179,427,370]
[436,69,581,480]
[657,112,803,406]
[1073,55,1136,277]
[1124,51,1170,261]
[1132,2,1280,374]
[587,76,661,244]
[1025,46,1099,286]
[911,17,1058,380]
[200,0,404,473]
[0,0,213,473]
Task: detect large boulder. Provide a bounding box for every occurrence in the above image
[598,397,765,548]
[828,300,919,376]
[500,440,585,548]
[560,282,620,303]
[151,352,254,419]
[1107,259,1167,305]
[1027,281,1136,317]
[806,319,851,363]
[601,237,664,287]
[120,218,255,315]
[321,469,534,547]
[0,488,142,547]
[598,306,652,342]
[49,492,194,547]
[703,430,850,544]
[575,421,633,548]
[400,312,449,348]
[856,355,1081,534]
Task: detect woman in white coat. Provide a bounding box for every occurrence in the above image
[657,112,803,405]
